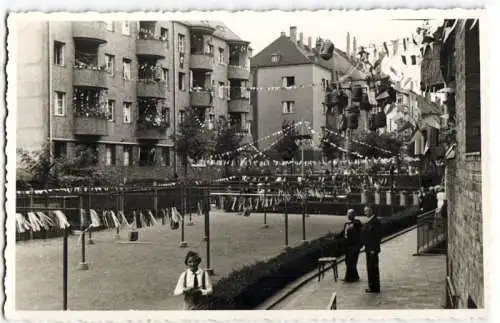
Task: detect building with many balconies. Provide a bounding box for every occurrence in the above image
[16,20,253,182]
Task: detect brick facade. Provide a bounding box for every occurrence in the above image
[444,19,483,308]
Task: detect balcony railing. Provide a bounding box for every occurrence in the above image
[72,22,107,43]
[73,111,108,136]
[228,96,251,113]
[190,53,215,70]
[137,38,167,58]
[73,65,108,88]
[191,88,213,106]
[228,64,250,80]
[137,80,167,98]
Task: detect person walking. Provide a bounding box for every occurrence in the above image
[362,205,382,293]
[174,251,213,310]
[342,209,362,282]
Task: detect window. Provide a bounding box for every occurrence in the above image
[178,34,185,53]
[401,55,407,65]
[282,76,295,87]
[162,68,169,87]
[123,102,132,123]
[410,55,417,65]
[105,145,116,166]
[53,41,64,66]
[180,110,185,123]
[218,82,225,99]
[178,72,185,91]
[139,146,157,166]
[218,48,224,63]
[160,27,168,43]
[271,54,280,63]
[122,58,131,80]
[107,100,115,121]
[122,21,130,35]
[54,141,67,159]
[106,21,114,31]
[282,101,295,114]
[321,103,327,115]
[207,44,214,56]
[54,91,65,116]
[123,145,133,166]
[465,20,481,154]
[161,147,171,166]
[105,54,115,75]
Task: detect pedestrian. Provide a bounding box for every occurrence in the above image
[342,209,362,282]
[362,205,382,293]
[174,251,213,310]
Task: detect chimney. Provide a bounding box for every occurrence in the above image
[353,36,357,57]
[290,26,297,42]
[315,37,322,52]
[346,32,351,57]
[308,36,312,50]
[299,32,303,47]
[280,31,286,37]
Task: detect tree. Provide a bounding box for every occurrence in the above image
[351,131,403,158]
[213,118,244,176]
[320,130,345,171]
[172,107,216,177]
[271,120,299,161]
[17,143,60,188]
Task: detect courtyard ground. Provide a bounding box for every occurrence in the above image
[15,211,347,310]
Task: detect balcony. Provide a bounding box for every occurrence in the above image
[74,116,108,136]
[73,67,108,88]
[73,22,107,44]
[227,65,250,80]
[190,53,214,71]
[136,38,167,58]
[228,97,251,113]
[191,91,212,107]
[136,127,167,140]
[137,80,167,98]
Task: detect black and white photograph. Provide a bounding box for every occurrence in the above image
[4,10,489,319]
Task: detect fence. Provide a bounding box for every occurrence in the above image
[15,184,206,242]
[415,209,447,255]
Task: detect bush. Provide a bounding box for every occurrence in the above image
[195,206,420,310]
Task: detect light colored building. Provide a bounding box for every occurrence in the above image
[250,26,364,155]
[16,20,252,181]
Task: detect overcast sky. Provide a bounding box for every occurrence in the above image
[219,12,443,55]
[190,11,445,55]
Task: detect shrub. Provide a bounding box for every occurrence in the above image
[195,206,419,310]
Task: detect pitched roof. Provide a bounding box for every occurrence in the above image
[251,34,366,80]
[180,20,248,43]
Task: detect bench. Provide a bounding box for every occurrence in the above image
[317,257,338,282]
[326,292,337,310]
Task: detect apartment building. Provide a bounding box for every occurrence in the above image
[16,20,252,181]
[250,26,365,155]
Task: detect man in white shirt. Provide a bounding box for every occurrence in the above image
[174,251,213,310]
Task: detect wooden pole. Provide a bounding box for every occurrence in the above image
[179,181,187,247]
[87,193,94,244]
[79,196,89,270]
[205,182,214,275]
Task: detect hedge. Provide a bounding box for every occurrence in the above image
[194,206,420,310]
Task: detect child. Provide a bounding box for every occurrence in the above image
[174,251,213,310]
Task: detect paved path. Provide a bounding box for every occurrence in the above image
[275,228,446,310]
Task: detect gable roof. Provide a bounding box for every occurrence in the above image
[251,35,311,67]
[251,34,366,80]
[180,20,249,44]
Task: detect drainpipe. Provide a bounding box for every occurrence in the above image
[48,21,54,163]
[172,21,177,174]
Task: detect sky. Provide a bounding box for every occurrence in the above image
[208,11,444,55]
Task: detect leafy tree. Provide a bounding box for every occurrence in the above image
[351,131,403,158]
[172,106,216,177]
[213,117,244,176]
[17,142,60,188]
[271,120,299,161]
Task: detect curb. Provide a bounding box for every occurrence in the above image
[259,224,419,310]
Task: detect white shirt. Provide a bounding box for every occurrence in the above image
[174,269,213,296]
[437,192,446,209]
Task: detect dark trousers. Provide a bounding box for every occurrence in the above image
[366,252,380,292]
[344,247,360,282]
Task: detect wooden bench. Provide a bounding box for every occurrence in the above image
[317,257,338,282]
